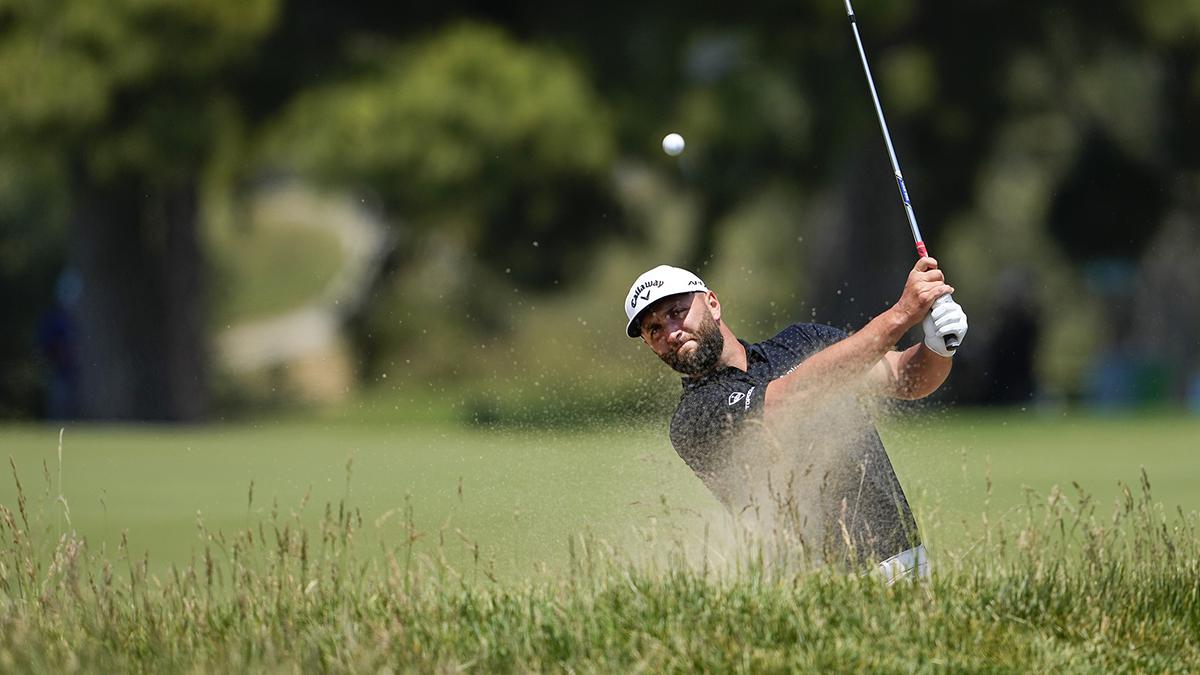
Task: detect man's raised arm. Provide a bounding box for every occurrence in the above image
[763,257,963,415]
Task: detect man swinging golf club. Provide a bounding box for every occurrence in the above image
[624,258,967,581]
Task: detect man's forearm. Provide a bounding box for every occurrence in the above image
[764,254,959,410]
[888,342,953,400]
[765,310,909,406]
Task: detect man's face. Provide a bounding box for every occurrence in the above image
[638,292,725,376]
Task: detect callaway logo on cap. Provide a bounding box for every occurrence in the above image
[623,265,708,337]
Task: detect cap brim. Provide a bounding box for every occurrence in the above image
[626,313,644,338]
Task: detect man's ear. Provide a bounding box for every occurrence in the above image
[705,290,722,322]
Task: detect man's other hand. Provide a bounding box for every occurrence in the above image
[922,296,968,357]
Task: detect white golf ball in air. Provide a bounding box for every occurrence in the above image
[662,132,686,157]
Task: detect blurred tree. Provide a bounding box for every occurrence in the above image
[267,23,620,375]
[0,155,70,417]
[914,0,1200,403]
[260,0,1200,404]
[0,0,279,419]
[1,0,1196,417]
[270,23,617,288]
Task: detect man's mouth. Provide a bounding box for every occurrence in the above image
[675,339,696,355]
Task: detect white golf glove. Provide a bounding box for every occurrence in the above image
[923,295,968,357]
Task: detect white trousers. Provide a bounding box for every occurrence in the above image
[876,544,930,585]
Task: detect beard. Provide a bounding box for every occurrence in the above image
[663,311,725,376]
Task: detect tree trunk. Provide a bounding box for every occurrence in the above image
[72,174,208,421]
[807,143,914,333]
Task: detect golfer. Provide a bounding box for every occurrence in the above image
[624,258,967,581]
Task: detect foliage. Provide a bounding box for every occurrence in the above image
[0,0,278,173]
[0,156,69,417]
[269,23,620,290]
[0,0,282,420]
[3,0,1200,417]
[264,23,628,379]
[0,452,1196,672]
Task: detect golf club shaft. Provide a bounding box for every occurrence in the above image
[842,0,959,351]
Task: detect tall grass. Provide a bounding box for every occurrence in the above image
[0,452,1196,673]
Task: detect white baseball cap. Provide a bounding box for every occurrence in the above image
[624,265,708,338]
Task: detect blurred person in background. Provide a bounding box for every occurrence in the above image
[37,270,81,419]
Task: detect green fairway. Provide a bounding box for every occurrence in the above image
[2,409,1199,673]
[1,409,1197,577]
[0,420,711,577]
[880,409,1200,553]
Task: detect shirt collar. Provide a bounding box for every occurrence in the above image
[680,367,741,389]
[741,337,766,364]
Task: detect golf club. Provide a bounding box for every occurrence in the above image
[842,0,960,352]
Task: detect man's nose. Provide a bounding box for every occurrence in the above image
[667,326,688,347]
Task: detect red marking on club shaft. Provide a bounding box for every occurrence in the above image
[915,241,928,258]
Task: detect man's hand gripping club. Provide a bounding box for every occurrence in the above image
[762,256,968,414]
[890,257,968,356]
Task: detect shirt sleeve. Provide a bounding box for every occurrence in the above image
[781,323,849,355]
[669,373,767,478]
[756,323,850,379]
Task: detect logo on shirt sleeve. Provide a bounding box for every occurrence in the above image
[727,391,745,406]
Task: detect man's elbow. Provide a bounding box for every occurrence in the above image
[904,388,938,401]
[890,385,927,401]
[890,376,946,401]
